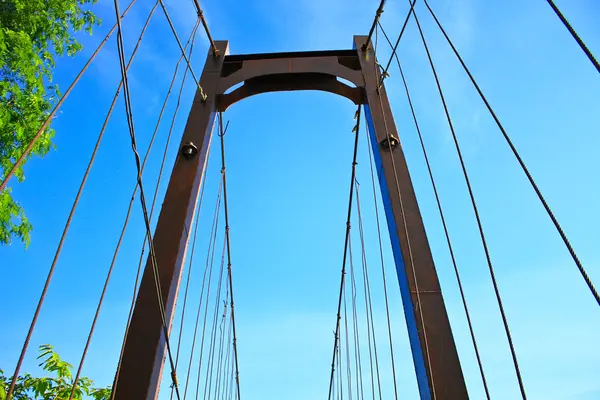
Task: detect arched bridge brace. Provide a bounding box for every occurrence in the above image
[217,49,364,110]
[114,36,468,400]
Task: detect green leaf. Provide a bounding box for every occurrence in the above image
[1,345,112,399]
[0,378,6,400]
[0,0,101,248]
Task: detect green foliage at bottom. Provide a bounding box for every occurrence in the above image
[0,344,111,400]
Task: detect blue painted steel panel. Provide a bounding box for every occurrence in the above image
[363,103,431,400]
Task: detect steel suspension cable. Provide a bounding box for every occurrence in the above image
[110,19,203,399]
[545,0,600,74]
[221,319,234,400]
[364,0,387,51]
[217,312,234,400]
[193,234,225,400]
[0,0,138,193]
[351,234,379,400]
[217,113,242,400]
[203,244,228,400]
[342,284,353,399]
[127,17,200,321]
[352,216,377,400]
[203,224,234,400]
[355,181,383,400]
[423,0,600,307]
[327,105,362,400]
[379,0,416,86]
[112,0,182,396]
[377,20,491,398]
[348,228,365,400]
[357,77,400,400]
[3,3,148,399]
[213,302,230,400]
[65,3,171,399]
[412,8,527,399]
[227,346,236,400]
[192,199,226,400]
[190,0,219,56]
[159,0,207,100]
[336,339,343,400]
[370,24,436,397]
[184,180,223,399]
[170,159,210,400]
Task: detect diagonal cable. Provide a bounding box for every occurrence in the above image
[363,0,387,50]
[65,2,172,399]
[218,113,242,400]
[355,180,383,400]
[170,147,210,400]
[191,181,225,400]
[423,0,600,308]
[545,0,600,74]
[213,299,231,399]
[0,0,138,193]
[349,234,365,400]
[342,279,353,399]
[159,0,207,100]
[111,0,182,397]
[412,7,527,398]
[2,2,141,399]
[369,23,437,397]
[190,0,219,56]
[327,105,362,400]
[184,179,223,400]
[110,18,202,398]
[209,287,230,399]
[378,20,491,399]
[379,0,416,86]
[220,317,234,400]
[202,229,228,400]
[359,61,400,399]
[130,14,201,311]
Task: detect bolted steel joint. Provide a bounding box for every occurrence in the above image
[380,135,399,151]
[181,141,198,159]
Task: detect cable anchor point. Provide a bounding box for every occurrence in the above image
[181,141,198,159]
[380,135,399,150]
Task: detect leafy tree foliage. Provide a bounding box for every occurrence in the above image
[0,0,100,247]
[0,344,111,399]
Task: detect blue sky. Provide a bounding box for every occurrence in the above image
[2,0,600,399]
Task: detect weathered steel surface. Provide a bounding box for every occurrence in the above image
[355,35,468,400]
[217,49,364,110]
[113,41,229,400]
[115,36,467,400]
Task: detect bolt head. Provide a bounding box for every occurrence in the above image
[181,142,198,159]
[379,136,399,151]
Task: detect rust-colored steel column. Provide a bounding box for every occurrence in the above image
[113,36,467,399]
[113,41,228,400]
[355,35,468,399]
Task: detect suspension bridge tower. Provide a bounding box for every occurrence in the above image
[4,1,598,400]
[113,35,468,399]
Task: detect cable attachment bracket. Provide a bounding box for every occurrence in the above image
[181,141,198,159]
[170,370,178,389]
[380,134,399,151]
[198,86,208,103]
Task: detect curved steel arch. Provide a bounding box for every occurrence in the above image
[115,36,469,400]
[216,49,366,110]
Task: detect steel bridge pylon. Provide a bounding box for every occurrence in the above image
[113,36,469,400]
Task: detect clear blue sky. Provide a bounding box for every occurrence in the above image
[2,0,599,399]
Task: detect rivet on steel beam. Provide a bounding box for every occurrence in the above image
[380,135,399,150]
[181,141,198,159]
